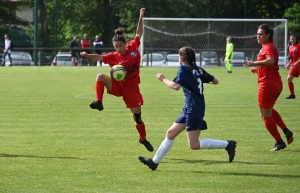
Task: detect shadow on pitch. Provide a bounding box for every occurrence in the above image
[163,158,275,165]
[194,171,300,179]
[0,153,84,160]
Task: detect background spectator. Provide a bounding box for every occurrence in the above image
[93,35,103,66]
[80,33,91,66]
[1,34,12,66]
[69,36,78,66]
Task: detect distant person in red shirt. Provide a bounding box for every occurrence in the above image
[285,34,300,99]
[80,8,153,153]
[80,33,91,66]
[243,24,294,151]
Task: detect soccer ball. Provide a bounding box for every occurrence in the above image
[110,64,127,82]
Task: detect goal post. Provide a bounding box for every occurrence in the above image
[141,18,288,66]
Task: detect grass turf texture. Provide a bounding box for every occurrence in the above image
[0,66,299,193]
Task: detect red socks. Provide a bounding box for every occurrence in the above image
[135,122,146,141]
[272,109,287,130]
[288,82,295,95]
[95,81,104,102]
[263,116,281,142]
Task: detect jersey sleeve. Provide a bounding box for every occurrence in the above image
[199,67,214,83]
[102,52,118,67]
[126,36,140,51]
[173,66,184,85]
[297,44,300,54]
[229,44,234,52]
[263,44,276,59]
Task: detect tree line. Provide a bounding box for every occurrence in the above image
[0,0,299,48]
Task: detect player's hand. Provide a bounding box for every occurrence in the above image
[243,60,254,67]
[156,73,165,81]
[80,51,88,57]
[250,68,257,74]
[140,8,145,17]
[286,64,290,70]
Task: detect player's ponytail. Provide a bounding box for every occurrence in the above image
[179,46,203,79]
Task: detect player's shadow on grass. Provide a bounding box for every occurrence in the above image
[164,158,274,165]
[0,154,84,160]
[198,171,300,179]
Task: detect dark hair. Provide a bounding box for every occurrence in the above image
[258,24,273,42]
[112,28,126,43]
[179,46,197,67]
[290,34,299,43]
[179,46,203,79]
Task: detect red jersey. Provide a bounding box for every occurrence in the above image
[289,43,300,64]
[102,36,141,86]
[256,42,281,87]
[81,39,91,48]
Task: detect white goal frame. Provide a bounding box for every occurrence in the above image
[141,18,288,66]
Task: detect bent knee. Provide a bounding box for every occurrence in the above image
[96,73,106,81]
[287,77,294,82]
[166,129,174,139]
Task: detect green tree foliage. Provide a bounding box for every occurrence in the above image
[0,0,30,45]
[8,0,298,48]
[284,3,300,35]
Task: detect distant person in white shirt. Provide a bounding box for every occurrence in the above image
[93,35,103,66]
[1,34,12,66]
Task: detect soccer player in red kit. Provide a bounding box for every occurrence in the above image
[285,34,300,99]
[243,24,294,151]
[80,8,154,152]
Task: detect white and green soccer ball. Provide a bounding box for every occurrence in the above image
[110,64,127,82]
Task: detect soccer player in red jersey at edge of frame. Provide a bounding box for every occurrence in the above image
[285,34,300,99]
[80,8,154,153]
[243,24,294,151]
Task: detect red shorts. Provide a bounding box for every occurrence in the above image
[107,81,143,108]
[258,81,282,109]
[288,65,300,78]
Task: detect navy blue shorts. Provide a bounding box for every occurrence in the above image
[175,111,207,131]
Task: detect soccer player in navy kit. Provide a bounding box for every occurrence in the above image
[138,47,237,171]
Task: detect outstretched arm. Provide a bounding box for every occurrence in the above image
[80,52,102,61]
[210,78,219,84]
[136,8,145,39]
[156,73,181,90]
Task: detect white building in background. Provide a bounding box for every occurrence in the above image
[16,7,33,23]
[10,0,33,23]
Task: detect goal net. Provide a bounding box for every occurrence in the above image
[141,18,288,66]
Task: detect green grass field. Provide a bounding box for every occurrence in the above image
[0,66,299,193]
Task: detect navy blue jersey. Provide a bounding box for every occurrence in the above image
[69,40,78,52]
[173,64,214,114]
